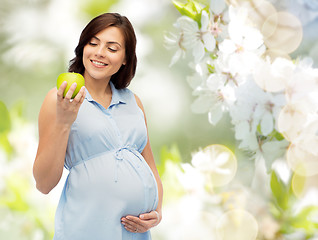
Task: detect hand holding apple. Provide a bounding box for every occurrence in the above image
[56,72,85,99]
[56,73,86,127]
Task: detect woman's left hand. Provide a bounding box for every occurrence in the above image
[121,210,161,233]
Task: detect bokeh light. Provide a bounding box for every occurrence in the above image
[240,0,277,31]
[292,171,318,200]
[262,11,303,55]
[287,143,318,177]
[291,170,307,198]
[216,209,259,240]
[231,0,303,60]
[277,104,307,142]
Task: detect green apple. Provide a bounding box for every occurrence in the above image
[56,72,85,99]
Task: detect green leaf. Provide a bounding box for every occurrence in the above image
[0,101,14,157]
[290,206,318,234]
[0,101,11,134]
[10,100,25,120]
[193,0,209,5]
[257,123,262,135]
[0,134,14,158]
[207,64,215,74]
[210,53,218,60]
[158,144,182,177]
[0,175,30,212]
[158,145,186,203]
[80,0,120,19]
[269,202,281,219]
[173,0,203,26]
[161,161,186,203]
[268,129,285,141]
[270,170,289,211]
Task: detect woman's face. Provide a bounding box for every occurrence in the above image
[83,26,126,83]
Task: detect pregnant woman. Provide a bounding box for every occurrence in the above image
[33,13,163,240]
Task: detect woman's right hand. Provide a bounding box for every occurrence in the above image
[56,81,86,127]
[33,82,86,194]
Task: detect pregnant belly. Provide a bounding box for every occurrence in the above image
[54,150,158,239]
[64,151,158,220]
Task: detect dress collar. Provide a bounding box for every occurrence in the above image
[110,81,127,105]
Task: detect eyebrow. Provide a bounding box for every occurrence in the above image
[92,36,122,47]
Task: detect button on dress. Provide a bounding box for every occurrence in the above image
[53,82,159,240]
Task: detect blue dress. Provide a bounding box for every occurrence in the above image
[53,82,159,240]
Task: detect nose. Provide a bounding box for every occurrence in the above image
[95,46,106,57]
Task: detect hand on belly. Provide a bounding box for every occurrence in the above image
[121,210,161,233]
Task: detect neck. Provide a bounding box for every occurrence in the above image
[84,77,112,100]
[85,80,113,109]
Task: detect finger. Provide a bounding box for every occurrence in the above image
[121,216,143,228]
[79,89,86,103]
[125,216,143,225]
[121,216,139,227]
[122,220,147,233]
[141,211,160,226]
[64,83,77,101]
[123,223,135,233]
[123,223,141,233]
[57,81,67,101]
[79,91,86,104]
[140,211,158,221]
[123,216,151,231]
[73,86,85,103]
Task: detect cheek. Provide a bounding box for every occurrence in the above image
[82,48,92,67]
[114,53,126,65]
[82,55,88,69]
[83,47,90,59]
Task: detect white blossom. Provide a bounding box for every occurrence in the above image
[218,6,265,77]
[230,79,286,155]
[178,163,205,194]
[166,11,216,65]
[253,57,296,92]
[164,31,186,67]
[164,0,318,238]
[210,0,227,15]
[192,150,232,175]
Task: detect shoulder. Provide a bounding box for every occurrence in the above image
[133,93,144,112]
[42,87,57,109]
[120,87,144,111]
[46,87,58,100]
[38,87,57,122]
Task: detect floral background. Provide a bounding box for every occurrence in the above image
[1,0,318,239]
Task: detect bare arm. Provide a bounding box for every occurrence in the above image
[33,82,85,194]
[136,94,163,217]
[140,128,163,218]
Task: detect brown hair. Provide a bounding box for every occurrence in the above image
[68,13,137,89]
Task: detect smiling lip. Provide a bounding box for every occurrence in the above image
[91,60,108,67]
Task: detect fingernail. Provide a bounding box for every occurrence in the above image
[140,215,145,219]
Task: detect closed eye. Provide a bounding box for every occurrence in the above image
[108,48,117,52]
[89,42,97,46]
